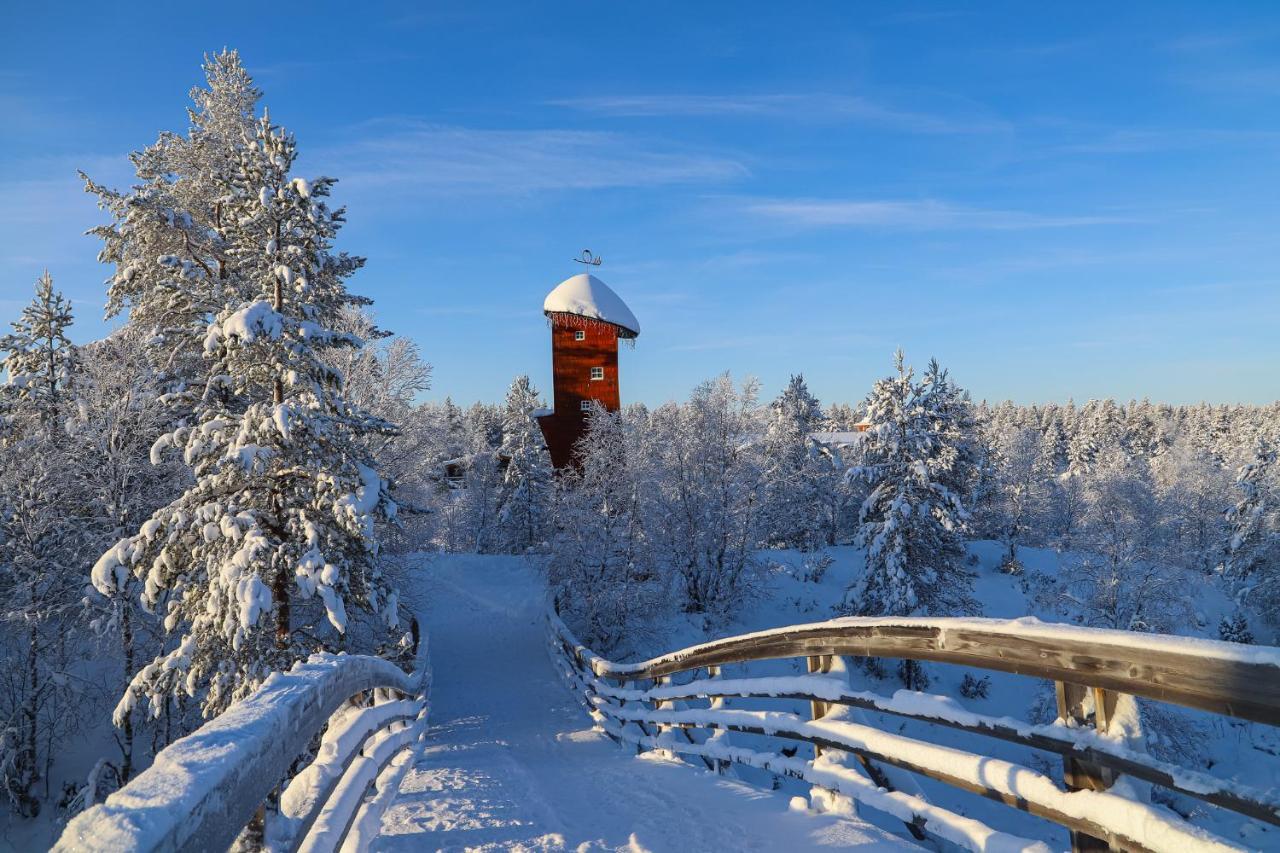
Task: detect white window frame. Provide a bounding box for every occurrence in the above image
[590,366,605,381]
[574,330,586,341]
[580,399,592,411]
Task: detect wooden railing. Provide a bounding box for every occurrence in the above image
[549,611,1280,853]
[53,625,430,853]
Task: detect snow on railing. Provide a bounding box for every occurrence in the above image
[548,610,1280,853]
[53,628,430,853]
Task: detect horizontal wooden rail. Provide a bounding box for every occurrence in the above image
[549,651,1052,852]
[575,671,1279,827]
[274,695,427,852]
[549,609,1278,853]
[55,626,430,853]
[590,697,1240,852]
[557,614,1280,726]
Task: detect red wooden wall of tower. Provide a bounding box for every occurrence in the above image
[537,316,621,468]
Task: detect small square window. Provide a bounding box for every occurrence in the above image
[574,330,586,341]
[580,399,592,411]
[590,366,604,380]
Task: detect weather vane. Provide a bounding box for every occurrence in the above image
[572,249,603,268]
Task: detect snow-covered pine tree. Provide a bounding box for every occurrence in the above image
[82,51,261,409]
[842,352,977,688]
[418,397,467,500]
[496,375,552,553]
[326,307,433,552]
[91,106,402,721]
[643,375,764,615]
[76,329,190,780]
[984,426,1052,573]
[761,374,829,549]
[0,272,78,428]
[453,417,504,553]
[1222,436,1280,630]
[822,402,858,431]
[0,273,88,815]
[549,405,659,653]
[1067,401,1102,475]
[1039,405,1070,473]
[1218,611,1254,645]
[1125,399,1161,458]
[1059,450,1190,633]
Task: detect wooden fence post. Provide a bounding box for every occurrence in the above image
[810,654,927,841]
[1056,681,1118,852]
[651,675,674,759]
[622,678,647,756]
[806,655,833,759]
[706,665,731,774]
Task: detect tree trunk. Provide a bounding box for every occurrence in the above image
[120,604,135,782]
[21,624,40,816]
[272,255,290,652]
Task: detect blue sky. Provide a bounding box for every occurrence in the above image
[2,2,1278,406]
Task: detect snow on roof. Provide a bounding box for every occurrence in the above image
[543,273,640,338]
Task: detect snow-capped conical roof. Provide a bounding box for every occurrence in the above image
[543,273,640,338]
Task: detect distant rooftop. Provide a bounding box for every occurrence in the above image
[543,273,640,338]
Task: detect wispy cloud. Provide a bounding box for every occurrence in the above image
[1162,31,1267,54]
[549,94,1006,135]
[1185,66,1280,95]
[313,119,748,196]
[249,52,417,80]
[739,198,1142,231]
[1052,126,1280,154]
[0,154,127,315]
[666,330,883,353]
[415,304,528,320]
[0,89,83,137]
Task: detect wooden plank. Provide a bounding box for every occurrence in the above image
[648,674,715,769]
[704,665,731,775]
[594,711,1049,852]
[806,655,832,759]
[802,651,926,844]
[277,703,421,853]
[551,608,1280,845]
[590,701,1228,853]
[1057,681,1115,852]
[591,622,1280,726]
[589,677,1280,827]
[55,655,423,853]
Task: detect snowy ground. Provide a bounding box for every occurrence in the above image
[374,554,914,852]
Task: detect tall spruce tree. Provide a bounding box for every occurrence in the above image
[1223,436,1280,630]
[0,272,77,426]
[843,352,977,687]
[82,50,260,408]
[761,374,829,549]
[91,96,401,721]
[0,273,86,815]
[496,375,552,552]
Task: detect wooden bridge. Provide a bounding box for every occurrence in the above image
[52,558,1280,852]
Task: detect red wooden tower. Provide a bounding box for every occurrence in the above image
[536,267,640,468]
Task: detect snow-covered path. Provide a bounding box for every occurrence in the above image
[374,554,912,852]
